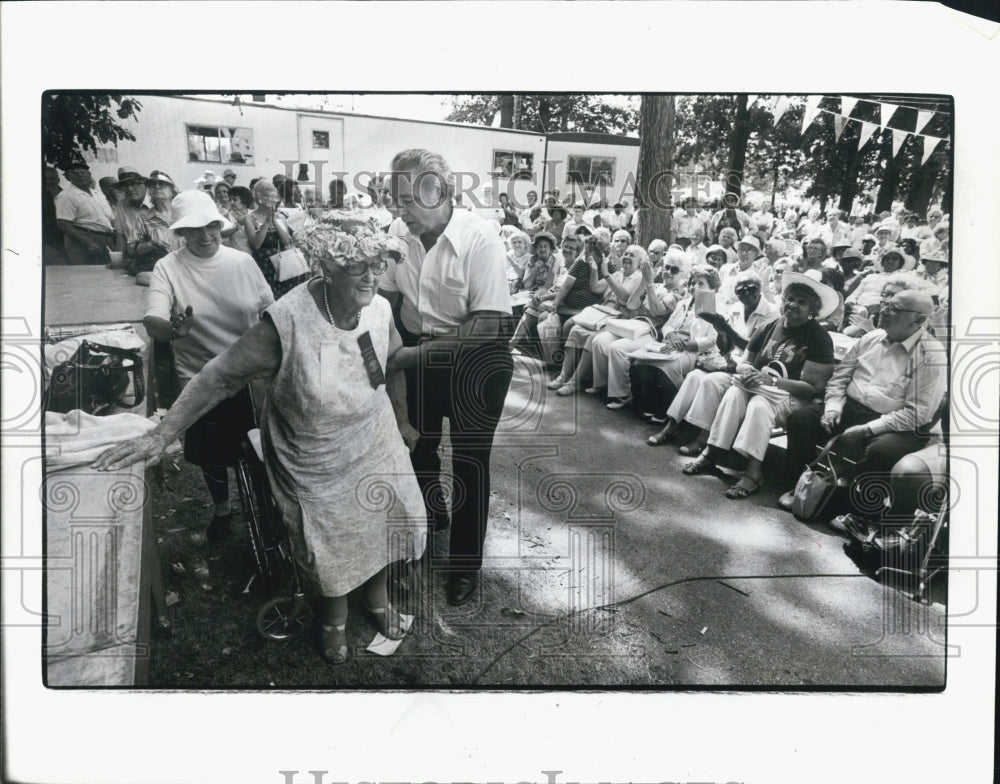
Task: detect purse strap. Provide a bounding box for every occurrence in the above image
[812,435,840,482]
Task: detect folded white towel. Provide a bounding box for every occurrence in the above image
[45,410,179,472]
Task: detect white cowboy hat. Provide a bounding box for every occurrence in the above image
[781,271,840,320]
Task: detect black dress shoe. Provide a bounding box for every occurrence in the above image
[446,571,479,606]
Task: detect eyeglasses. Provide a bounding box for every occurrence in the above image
[343,259,388,276]
[880,303,923,317]
[735,285,760,296]
[665,265,682,275]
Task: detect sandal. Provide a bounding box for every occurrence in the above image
[556,383,576,396]
[367,604,406,640]
[682,453,716,475]
[677,440,707,456]
[725,475,762,500]
[647,423,678,447]
[547,375,567,390]
[320,624,348,665]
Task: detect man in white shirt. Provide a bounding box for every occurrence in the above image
[54,160,116,264]
[381,148,513,607]
[779,290,945,522]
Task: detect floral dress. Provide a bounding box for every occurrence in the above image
[248,214,309,300]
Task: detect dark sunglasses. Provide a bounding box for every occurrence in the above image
[343,259,388,276]
[735,285,760,296]
[665,265,682,275]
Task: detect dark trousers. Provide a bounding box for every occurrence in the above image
[401,325,513,573]
[784,397,931,517]
[63,228,113,265]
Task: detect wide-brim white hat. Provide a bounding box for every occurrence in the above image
[781,271,840,320]
[169,190,233,231]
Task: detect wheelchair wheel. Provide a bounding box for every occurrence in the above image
[235,452,284,587]
[256,594,313,641]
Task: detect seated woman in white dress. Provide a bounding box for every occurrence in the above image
[589,247,691,409]
[623,265,722,416]
[94,215,426,666]
[548,243,645,396]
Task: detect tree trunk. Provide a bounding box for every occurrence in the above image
[512,94,521,130]
[499,95,514,128]
[637,95,675,246]
[837,129,860,214]
[724,95,751,207]
[904,154,944,218]
[874,135,902,213]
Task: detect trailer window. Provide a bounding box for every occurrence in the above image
[567,155,616,187]
[492,150,534,180]
[186,124,254,165]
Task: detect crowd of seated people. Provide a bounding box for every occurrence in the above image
[500,187,949,528]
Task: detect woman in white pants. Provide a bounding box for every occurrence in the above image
[680,273,837,500]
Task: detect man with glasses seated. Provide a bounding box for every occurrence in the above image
[778,290,946,520]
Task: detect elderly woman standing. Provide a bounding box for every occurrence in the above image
[245,178,309,299]
[681,273,837,499]
[96,213,426,664]
[141,191,274,540]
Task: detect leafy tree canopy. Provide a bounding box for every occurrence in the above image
[42,93,142,171]
[445,94,639,135]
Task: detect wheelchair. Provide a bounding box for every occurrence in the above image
[234,428,314,641]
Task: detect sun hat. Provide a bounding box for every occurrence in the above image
[116,166,145,187]
[862,233,877,243]
[781,271,839,320]
[920,248,949,265]
[145,170,177,191]
[589,194,603,208]
[737,235,761,253]
[831,237,853,250]
[532,230,558,249]
[840,248,863,262]
[295,210,407,279]
[169,190,233,232]
[880,249,917,272]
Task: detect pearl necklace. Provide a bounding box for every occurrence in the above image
[321,281,359,330]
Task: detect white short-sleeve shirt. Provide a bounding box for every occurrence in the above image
[379,208,512,336]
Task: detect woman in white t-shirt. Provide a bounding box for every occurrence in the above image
[144,191,274,543]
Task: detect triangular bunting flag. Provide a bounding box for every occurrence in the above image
[773,96,790,125]
[802,96,823,135]
[883,101,900,128]
[747,94,758,108]
[891,128,908,158]
[916,110,934,134]
[833,114,847,142]
[858,122,879,150]
[841,96,858,117]
[922,136,942,165]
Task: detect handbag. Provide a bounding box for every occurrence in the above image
[791,436,846,522]
[46,340,145,416]
[269,247,310,282]
[605,318,655,341]
[537,310,564,366]
[574,303,620,331]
